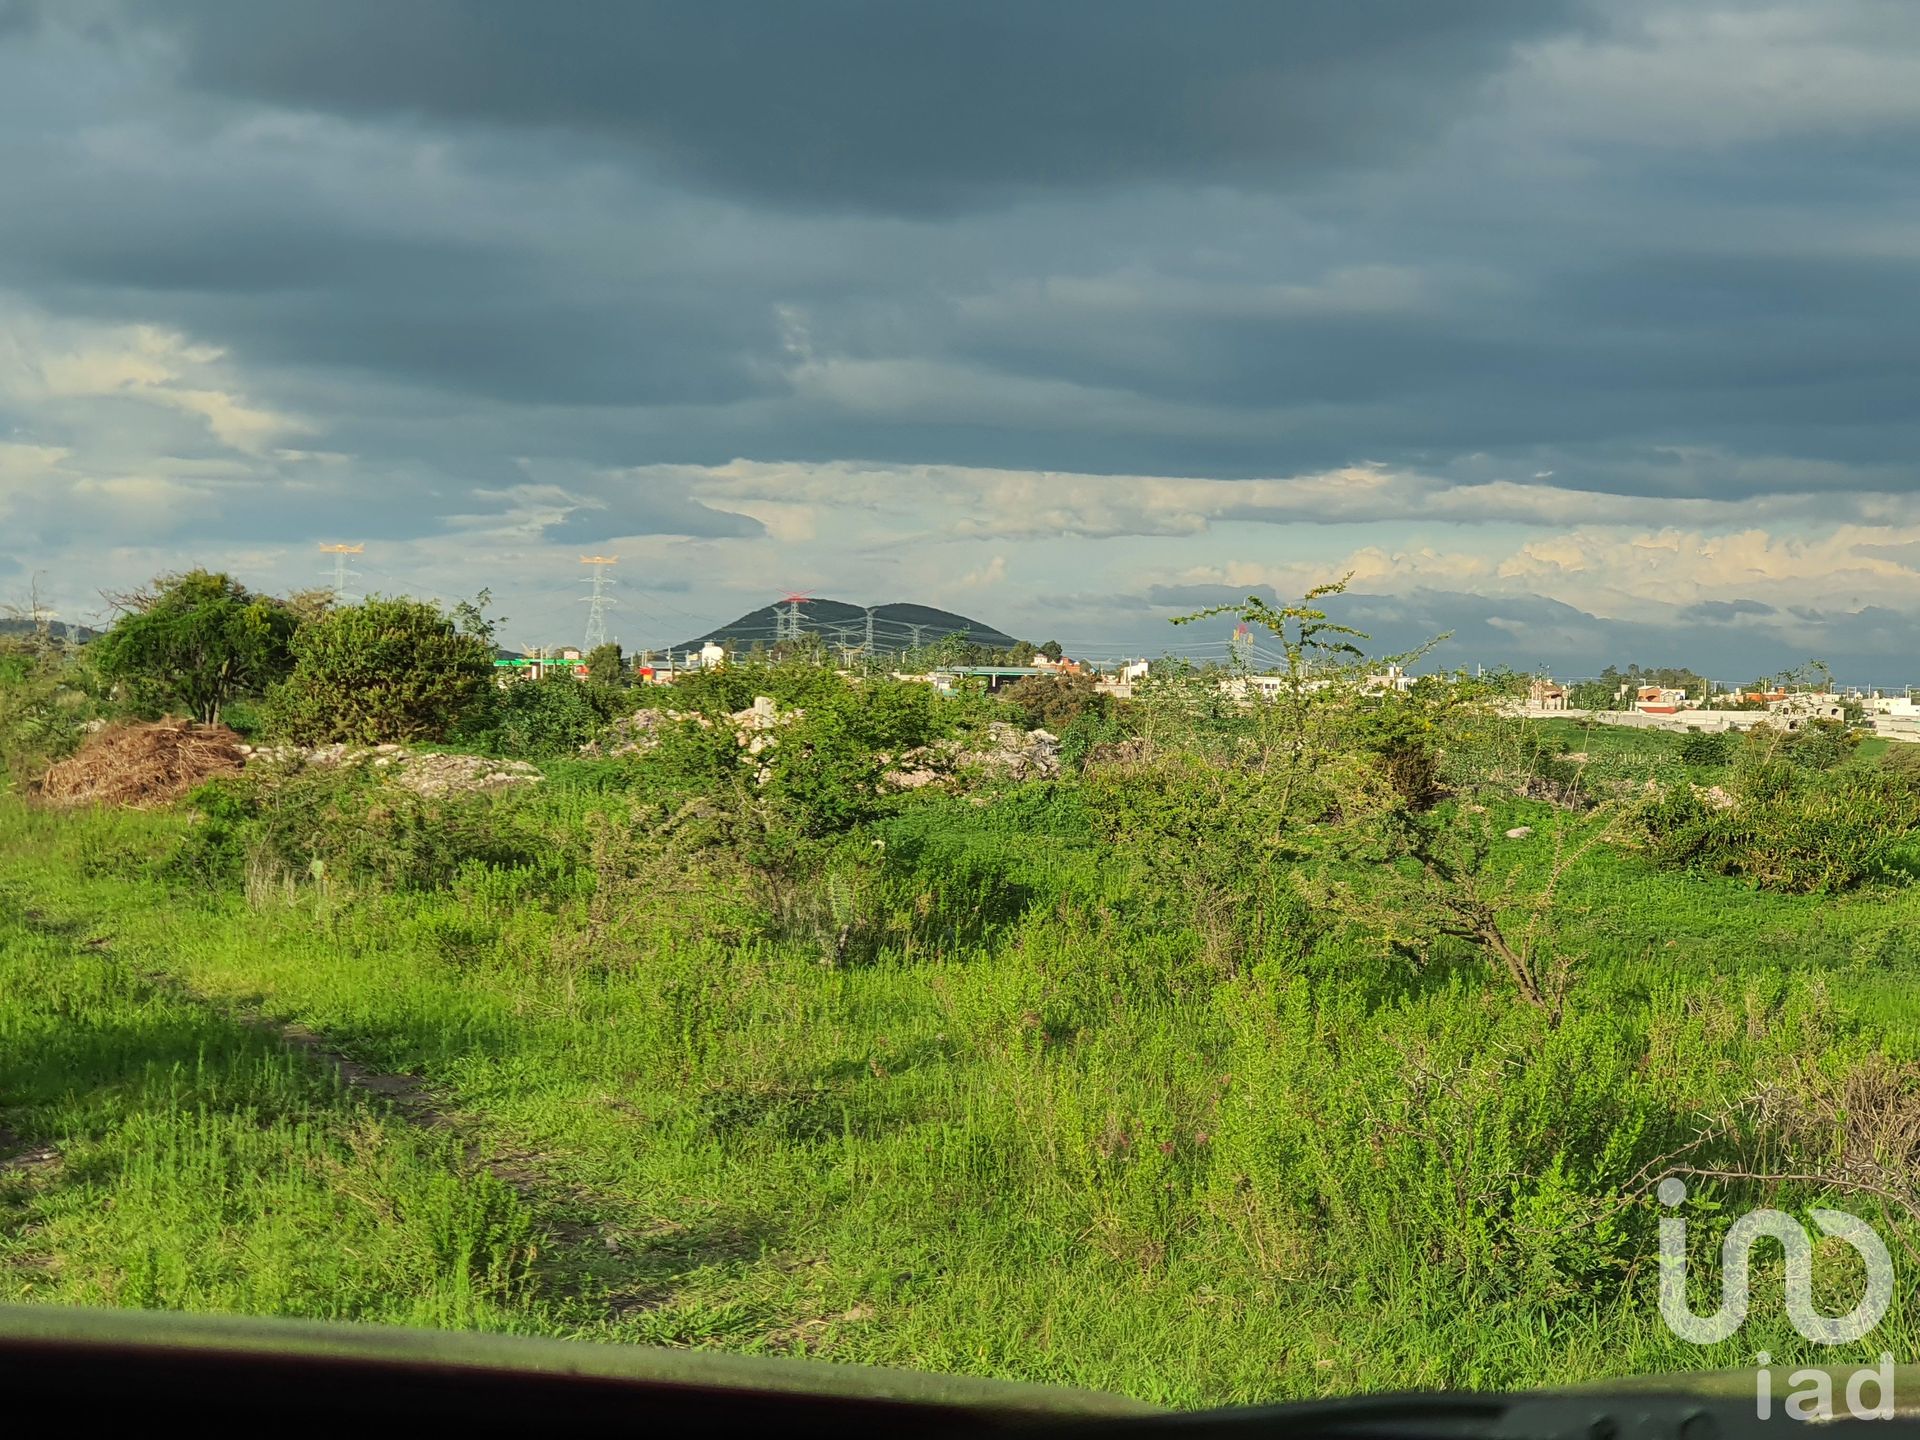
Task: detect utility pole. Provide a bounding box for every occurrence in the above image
[579,556,618,651]
[319,543,363,603]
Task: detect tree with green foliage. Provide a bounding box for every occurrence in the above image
[1002,672,1107,734]
[267,597,491,744]
[585,642,627,687]
[93,570,297,725]
[1566,678,1618,710]
[449,588,507,650]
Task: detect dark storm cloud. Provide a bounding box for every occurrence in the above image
[6,0,1914,501]
[143,0,1582,214]
[0,145,781,413]
[1351,592,1920,682]
[0,0,37,38]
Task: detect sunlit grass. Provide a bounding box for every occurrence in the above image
[2,788,1916,1407]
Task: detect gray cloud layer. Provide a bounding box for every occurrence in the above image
[150,0,1578,213]
[3,1,1919,673]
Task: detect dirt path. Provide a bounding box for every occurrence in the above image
[13,902,617,1294]
[7,900,760,1328]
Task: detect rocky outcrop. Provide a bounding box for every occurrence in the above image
[240,742,541,796]
[884,723,1061,790]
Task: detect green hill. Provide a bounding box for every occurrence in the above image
[672,598,1019,655]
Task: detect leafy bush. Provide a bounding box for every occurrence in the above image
[457,674,621,758]
[1879,743,1920,785]
[1767,717,1856,772]
[1624,770,1920,893]
[176,765,561,894]
[267,598,491,744]
[849,678,943,753]
[1355,695,1446,806]
[1002,673,1108,734]
[0,642,106,788]
[1678,731,1734,767]
[1057,703,1126,773]
[760,703,885,839]
[664,660,848,717]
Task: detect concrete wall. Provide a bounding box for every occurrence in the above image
[1516,706,1794,735]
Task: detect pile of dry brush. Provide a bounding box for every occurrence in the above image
[36,719,244,809]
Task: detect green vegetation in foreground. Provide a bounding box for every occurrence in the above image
[3,579,1919,1407]
[0,859,542,1330]
[2,780,1916,1406]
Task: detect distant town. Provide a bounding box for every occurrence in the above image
[480,592,1920,748]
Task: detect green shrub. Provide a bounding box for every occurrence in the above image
[176,765,560,894]
[1778,717,1857,772]
[850,678,943,752]
[457,674,620,758]
[1678,731,1733,767]
[1057,703,1126,773]
[1356,695,1446,806]
[1002,673,1107,734]
[1879,743,1920,785]
[1737,717,1856,774]
[0,643,104,788]
[267,598,491,745]
[665,660,849,717]
[760,703,885,838]
[1624,771,1920,893]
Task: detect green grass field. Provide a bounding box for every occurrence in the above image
[3,750,1916,1406]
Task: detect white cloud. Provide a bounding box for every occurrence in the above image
[677,455,1911,543]
[956,554,1008,588]
[6,313,307,455]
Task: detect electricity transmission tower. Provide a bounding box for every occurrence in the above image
[829,626,863,668]
[775,592,810,644]
[862,606,876,654]
[1231,622,1254,669]
[319,543,363,603]
[579,556,618,651]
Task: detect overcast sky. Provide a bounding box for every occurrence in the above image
[4,0,1919,678]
